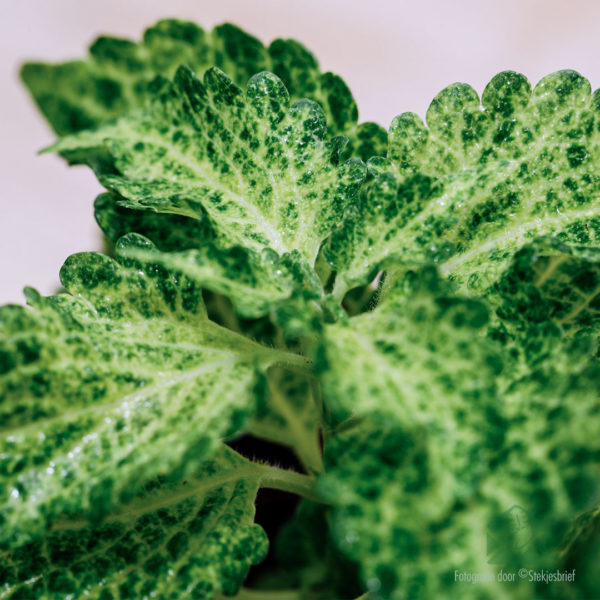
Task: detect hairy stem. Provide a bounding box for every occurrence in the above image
[266,347,312,371]
[257,464,323,503]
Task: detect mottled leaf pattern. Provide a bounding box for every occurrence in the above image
[116,233,323,320]
[327,70,600,296]
[94,191,217,252]
[0,447,268,599]
[318,268,500,424]
[11,22,600,599]
[21,19,386,160]
[318,332,600,600]
[49,66,366,265]
[0,245,305,548]
[491,237,600,340]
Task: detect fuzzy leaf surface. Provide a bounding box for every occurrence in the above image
[327,70,600,295]
[21,19,386,159]
[0,246,300,548]
[48,66,366,265]
[0,447,268,599]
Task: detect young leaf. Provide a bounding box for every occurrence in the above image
[21,19,386,159]
[327,70,600,297]
[47,66,366,265]
[0,447,268,599]
[0,247,306,548]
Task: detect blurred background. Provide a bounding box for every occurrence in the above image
[2,0,600,304]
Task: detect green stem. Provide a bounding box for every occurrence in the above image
[266,347,312,371]
[269,370,323,474]
[332,274,349,305]
[257,464,324,504]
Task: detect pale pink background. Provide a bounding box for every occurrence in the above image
[2,0,600,304]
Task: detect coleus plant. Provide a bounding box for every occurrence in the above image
[1,18,599,600]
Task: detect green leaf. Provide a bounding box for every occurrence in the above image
[491,237,600,341]
[327,70,600,297]
[0,446,268,599]
[117,233,323,320]
[318,267,501,424]
[48,66,366,265]
[316,267,600,598]
[0,248,306,548]
[95,191,217,252]
[314,269,503,599]
[495,335,600,521]
[319,333,600,599]
[97,197,326,324]
[21,19,386,159]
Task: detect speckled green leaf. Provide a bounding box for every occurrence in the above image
[491,237,600,341]
[316,266,600,599]
[318,267,500,424]
[0,248,307,549]
[95,191,217,252]
[117,233,323,320]
[21,19,386,160]
[319,330,600,599]
[48,65,366,265]
[315,268,502,598]
[0,446,268,599]
[327,70,600,297]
